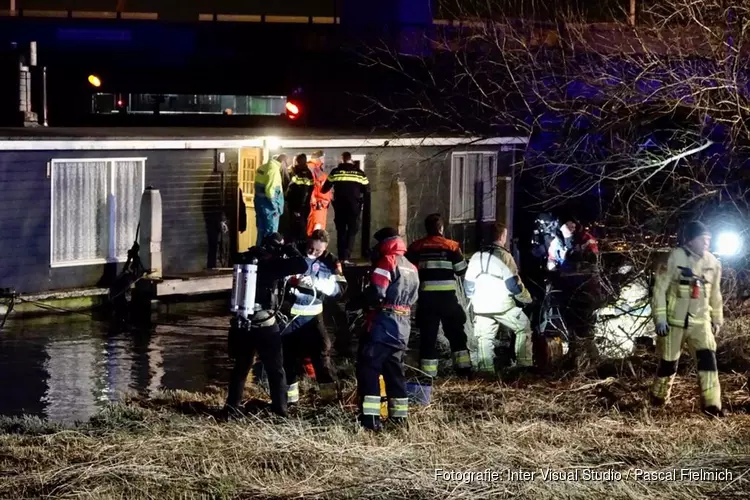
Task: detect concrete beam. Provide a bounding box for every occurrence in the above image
[155,275,233,297]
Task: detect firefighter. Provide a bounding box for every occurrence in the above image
[651,221,724,416]
[254,154,287,245]
[307,150,332,236]
[350,227,420,431]
[464,223,533,373]
[282,229,348,404]
[406,213,471,378]
[321,152,370,264]
[285,154,314,245]
[225,233,307,417]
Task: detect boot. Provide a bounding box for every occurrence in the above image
[454,367,473,380]
[649,393,666,407]
[359,414,382,432]
[702,405,724,418]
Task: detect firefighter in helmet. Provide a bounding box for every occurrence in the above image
[651,221,724,416]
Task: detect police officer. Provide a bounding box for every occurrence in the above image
[285,154,314,245]
[351,227,420,432]
[321,152,370,264]
[224,233,307,417]
[406,213,470,378]
[651,221,724,416]
[281,229,347,404]
[464,223,533,373]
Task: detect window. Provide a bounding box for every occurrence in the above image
[449,152,498,223]
[351,154,366,172]
[51,158,146,267]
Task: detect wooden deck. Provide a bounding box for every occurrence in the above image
[153,262,371,297]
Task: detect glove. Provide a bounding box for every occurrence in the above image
[298,276,314,289]
[655,322,670,337]
[712,323,721,335]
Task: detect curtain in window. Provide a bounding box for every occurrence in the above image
[113,160,144,260]
[52,161,108,264]
[480,154,497,222]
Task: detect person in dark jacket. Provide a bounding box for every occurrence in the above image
[406,213,470,378]
[321,152,370,264]
[285,154,314,245]
[349,227,420,431]
[224,233,307,417]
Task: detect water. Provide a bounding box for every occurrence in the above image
[0,301,233,424]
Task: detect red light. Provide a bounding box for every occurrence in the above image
[285,101,300,119]
[117,100,123,107]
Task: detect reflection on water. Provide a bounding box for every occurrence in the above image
[0,304,233,424]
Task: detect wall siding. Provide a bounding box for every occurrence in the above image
[282,145,516,257]
[0,148,231,294]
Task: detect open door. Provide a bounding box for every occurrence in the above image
[237,147,262,252]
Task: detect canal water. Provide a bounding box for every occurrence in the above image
[0,300,233,424]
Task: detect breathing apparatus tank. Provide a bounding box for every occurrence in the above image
[230,258,259,319]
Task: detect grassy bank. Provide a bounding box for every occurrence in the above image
[1,366,749,499]
[2,318,750,499]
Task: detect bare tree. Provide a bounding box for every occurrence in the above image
[359,0,750,358]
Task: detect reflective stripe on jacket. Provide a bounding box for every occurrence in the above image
[406,235,467,293]
[464,244,531,314]
[286,168,314,213]
[287,251,346,329]
[322,163,370,210]
[368,236,420,348]
[652,247,723,328]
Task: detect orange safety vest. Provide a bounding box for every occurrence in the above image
[307,160,332,235]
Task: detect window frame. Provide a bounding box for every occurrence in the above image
[449,151,500,224]
[351,154,366,172]
[49,157,147,268]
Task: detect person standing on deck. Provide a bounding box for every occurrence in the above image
[254,154,287,245]
[322,152,370,265]
[286,154,314,245]
[307,151,332,236]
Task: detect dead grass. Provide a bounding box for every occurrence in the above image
[0,364,749,500]
[2,319,750,499]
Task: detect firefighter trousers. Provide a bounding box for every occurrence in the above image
[356,339,408,419]
[472,308,533,372]
[651,323,721,409]
[226,323,288,416]
[282,316,337,402]
[333,204,361,261]
[416,294,470,376]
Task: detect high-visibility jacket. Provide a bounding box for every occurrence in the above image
[308,160,332,211]
[406,235,467,293]
[464,244,532,314]
[652,247,723,329]
[254,158,284,215]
